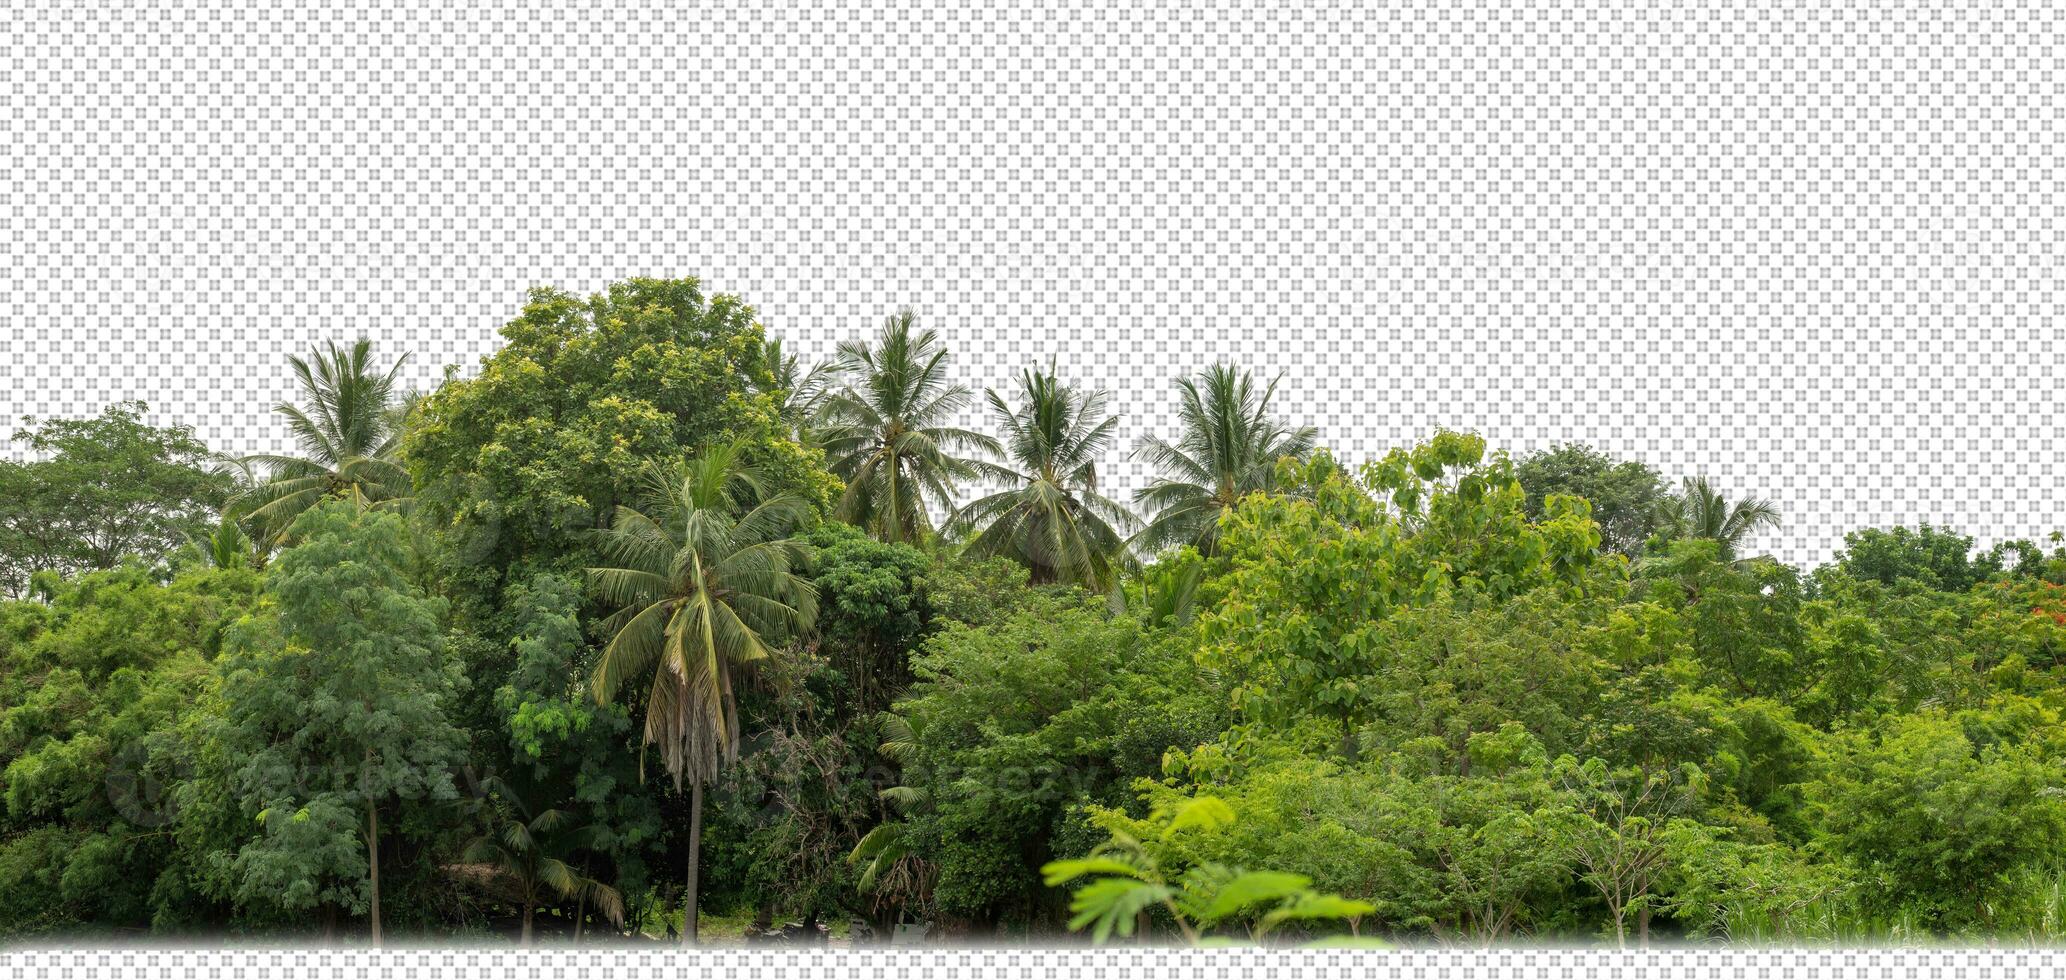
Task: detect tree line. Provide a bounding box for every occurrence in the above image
[3,276,2065,947]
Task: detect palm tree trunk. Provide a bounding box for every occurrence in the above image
[574,888,587,942]
[684,781,704,946]
[366,800,382,947]
[522,902,535,946]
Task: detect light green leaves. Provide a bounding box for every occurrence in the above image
[1064,877,1176,942]
[1042,794,1375,946]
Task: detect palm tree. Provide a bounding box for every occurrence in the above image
[463,781,625,945]
[182,455,273,569]
[948,363,1135,590]
[237,338,412,543]
[1653,475,1782,562]
[1138,555,1206,630]
[848,714,938,938]
[758,336,836,444]
[1131,365,1318,557]
[817,310,1005,543]
[587,441,818,945]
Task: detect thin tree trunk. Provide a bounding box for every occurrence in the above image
[1638,904,1651,948]
[366,800,382,947]
[574,888,587,943]
[684,781,704,946]
[522,902,535,946]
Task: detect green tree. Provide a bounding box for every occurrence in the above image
[1131,365,1317,558]
[881,598,1226,928]
[1653,476,1781,562]
[211,500,468,944]
[237,339,414,545]
[1808,710,2066,931]
[951,363,1135,591]
[0,402,232,595]
[807,522,934,714]
[1513,444,1669,557]
[0,561,261,939]
[1829,524,2001,593]
[586,441,818,945]
[1546,756,1705,947]
[489,573,666,923]
[404,277,836,623]
[817,310,1004,544]
[847,714,940,933]
[1198,433,1599,752]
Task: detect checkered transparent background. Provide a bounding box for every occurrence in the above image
[4,1,2063,569]
[3,1,2064,975]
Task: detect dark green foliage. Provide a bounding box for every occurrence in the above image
[878,598,1229,927]
[1830,524,2002,593]
[205,501,470,929]
[806,523,933,715]
[1810,710,2066,931]
[490,573,664,902]
[1513,444,1669,558]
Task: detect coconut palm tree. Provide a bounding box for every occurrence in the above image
[948,363,1135,590]
[758,335,836,445]
[463,781,625,945]
[1653,475,1782,562]
[1131,365,1318,557]
[817,310,1005,544]
[237,338,412,543]
[587,441,818,945]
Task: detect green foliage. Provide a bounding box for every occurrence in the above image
[490,572,663,895]
[1653,476,1782,563]
[206,500,469,921]
[1042,795,1378,945]
[1199,432,1599,745]
[462,779,625,943]
[1513,444,1669,557]
[10,288,2066,949]
[878,598,1227,925]
[0,559,262,939]
[0,402,232,596]
[587,441,818,790]
[1830,524,2003,593]
[1809,709,2066,932]
[405,277,836,619]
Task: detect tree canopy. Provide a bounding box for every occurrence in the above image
[5,277,2065,950]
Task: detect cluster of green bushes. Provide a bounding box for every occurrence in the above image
[3,276,2065,948]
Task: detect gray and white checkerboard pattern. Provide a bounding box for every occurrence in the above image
[4,1,2065,974]
[2,2,2062,570]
